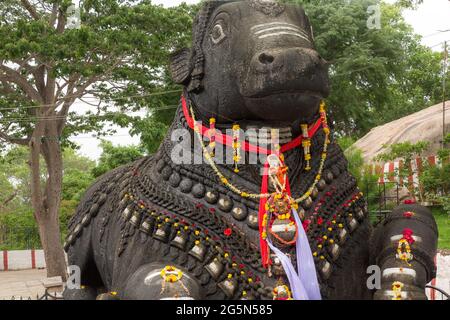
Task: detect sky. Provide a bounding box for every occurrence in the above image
[74,0,450,161]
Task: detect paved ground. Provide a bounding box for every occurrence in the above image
[0,269,47,300]
[0,255,448,300]
[433,254,450,299]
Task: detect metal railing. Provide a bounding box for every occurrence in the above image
[426,285,450,300]
[365,181,400,226]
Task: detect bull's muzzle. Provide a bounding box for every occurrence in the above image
[242,47,329,99]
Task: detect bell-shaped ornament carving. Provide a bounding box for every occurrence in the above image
[328,243,340,261]
[154,225,169,242]
[139,218,153,234]
[189,242,207,261]
[129,211,142,227]
[348,218,358,232]
[218,277,237,298]
[121,207,132,221]
[321,260,332,280]
[205,258,224,280]
[171,232,188,250]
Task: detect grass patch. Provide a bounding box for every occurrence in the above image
[433,207,450,249]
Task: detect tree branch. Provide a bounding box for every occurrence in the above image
[49,3,58,27]
[20,0,40,20]
[55,8,66,34]
[0,65,43,103]
[0,130,30,146]
[1,191,18,209]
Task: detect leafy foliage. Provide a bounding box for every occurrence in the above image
[420,134,450,215]
[91,140,144,178]
[0,0,195,147]
[375,141,430,162]
[338,137,380,205]
[0,145,96,249]
[283,0,448,136]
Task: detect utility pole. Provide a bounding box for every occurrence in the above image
[443,41,448,148]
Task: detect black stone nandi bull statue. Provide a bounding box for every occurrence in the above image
[64,0,438,300]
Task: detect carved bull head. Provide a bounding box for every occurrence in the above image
[170,0,330,124]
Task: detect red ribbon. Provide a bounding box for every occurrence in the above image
[181,95,323,154]
[182,95,324,268]
[259,162,270,267]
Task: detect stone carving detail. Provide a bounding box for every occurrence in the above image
[248,0,286,16]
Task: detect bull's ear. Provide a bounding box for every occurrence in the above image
[169,48,192,84]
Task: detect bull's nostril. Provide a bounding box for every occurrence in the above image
[259,53,274,65]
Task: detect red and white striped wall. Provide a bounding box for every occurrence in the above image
[368,155,445,187]
[0,250,46,271]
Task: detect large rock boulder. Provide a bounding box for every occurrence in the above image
[353,101,450,162]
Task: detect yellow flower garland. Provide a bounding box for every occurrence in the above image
[189,101,330,204]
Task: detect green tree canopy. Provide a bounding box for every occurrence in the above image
[134,0,447,152]
[92,140,144,178]
[292,0,447,135]
[0,0,194,278]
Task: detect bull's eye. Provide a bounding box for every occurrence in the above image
[211,24,226,44]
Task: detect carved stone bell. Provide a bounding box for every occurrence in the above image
[139,218,153,234]
[356,208,365,219]
[328,243,340,261]
[218,278,237,298]
[170,232,188,250]
[189,242,207,261]
[311,187,319,199]
[122,207,132,221]
[205,191,219,204]
[348,218,358,232]
[154,226,169,242]
[205,259,224,280]
[129,211,142,227]
[273,285,291,300]
[339,228,348,244]
[324,171,334,184]
[218,197,233,212]
[321,260,332,279]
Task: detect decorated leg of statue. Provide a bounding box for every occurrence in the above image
[371,203,438,300]
[119,263,203,300]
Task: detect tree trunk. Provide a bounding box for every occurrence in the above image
[36,209,67,280]
[29,121,67,281]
